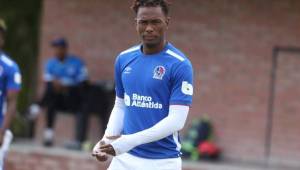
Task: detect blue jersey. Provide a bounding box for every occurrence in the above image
[0,52,21,127]
[115,43,193,159]
[43,55,88,86]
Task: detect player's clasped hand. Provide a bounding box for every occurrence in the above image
[92,136,119,162]
[92,140,109,162]
[99,144,116,156]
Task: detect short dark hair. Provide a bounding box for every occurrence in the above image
[131,0,171,16]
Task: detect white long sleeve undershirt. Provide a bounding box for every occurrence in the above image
[110,104,189,156]
[104,97,125,137]
[93,97,125,154]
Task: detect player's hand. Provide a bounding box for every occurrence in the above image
[92,136,120,162]
[52,80,66,93]
[92,140,108,162]
[100,144,116,156]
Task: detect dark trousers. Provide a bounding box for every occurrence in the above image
[39,82,112,142]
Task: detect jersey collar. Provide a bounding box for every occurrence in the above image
[139,42,170,57]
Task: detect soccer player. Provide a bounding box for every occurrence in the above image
[92,0,193,169]
[0,19,21,169]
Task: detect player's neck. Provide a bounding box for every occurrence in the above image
[142,41,167,55]
[58,57,66,62]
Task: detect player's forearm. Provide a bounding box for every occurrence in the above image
[93,97,125,155]
[77,66,88,83]
[111,105,189,155]
[1,98,17,131]
[131,105,189,144]
[104,97,125,137]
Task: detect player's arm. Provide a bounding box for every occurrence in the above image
[43,60,64,91]
[101,105,189,156]
[43,60,55,82]
[93,96,125,146]
[0,65,21,146]
[92,96,125,160]
[101,61,194,156]
[103,97,125,138]
[0,90,19,145]
[43,60,58,89]
[102,55,125,139]
[76,59,88,83]
[92,55,125,160]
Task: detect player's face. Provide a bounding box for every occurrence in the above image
[136,6,169,48]
[53,46,67,60]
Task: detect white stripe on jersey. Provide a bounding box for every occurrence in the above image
[120,46,140,55]
[0,54,14,66]
[166,49,185,61]
[173,131,181,151]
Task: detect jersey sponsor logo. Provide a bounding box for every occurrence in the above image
[153,66,166,80]
[124,66,132,74]
[181,81,193,95]
[124,93,163,109]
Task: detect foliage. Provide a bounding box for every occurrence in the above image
[0,0,42,136]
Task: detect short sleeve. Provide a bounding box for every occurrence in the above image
[169,61,193,106]
[6,64,22,90]
[76,60,88,82]
[43,60,54,81]
[114,56,124,98]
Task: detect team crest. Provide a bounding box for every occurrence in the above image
[153,66,166,80]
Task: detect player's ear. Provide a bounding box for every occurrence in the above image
[134,18,139,30]
[165,17,170,29]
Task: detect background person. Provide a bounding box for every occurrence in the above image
[36,37,89,147]
[0,19,22,170]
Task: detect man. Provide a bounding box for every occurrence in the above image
[92,0,193,169]
[0,19,21,169]
[37,37,88,147]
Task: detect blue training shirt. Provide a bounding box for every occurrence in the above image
[43,55,88,86]
[115,43,194,159]
[0,52,21,127]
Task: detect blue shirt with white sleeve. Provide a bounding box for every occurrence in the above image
[114,43,193,159]
[0,52,21,127]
